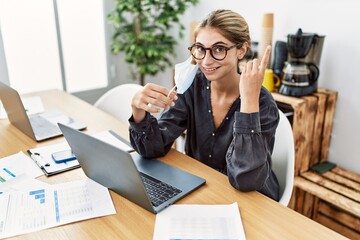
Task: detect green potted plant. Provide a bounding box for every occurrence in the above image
[108,0,198,86]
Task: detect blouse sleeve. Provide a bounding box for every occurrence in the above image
[226,100,280,200]
[128,96,188,159]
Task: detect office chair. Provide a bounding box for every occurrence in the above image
[94,83,143,125]
[272,109,295,206]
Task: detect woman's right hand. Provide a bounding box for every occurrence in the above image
[131,83,177,123]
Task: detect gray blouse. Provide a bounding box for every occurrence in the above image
[129,72,280,201]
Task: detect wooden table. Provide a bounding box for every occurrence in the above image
[0,90,347,240]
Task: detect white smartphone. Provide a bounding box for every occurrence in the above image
[51,150,77,163]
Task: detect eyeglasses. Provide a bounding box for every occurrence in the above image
[188,43,240,61]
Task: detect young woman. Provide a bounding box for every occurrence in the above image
[129,9,280,201]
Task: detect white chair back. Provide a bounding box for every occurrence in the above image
[272,109,295,206]
[94,83,143,125]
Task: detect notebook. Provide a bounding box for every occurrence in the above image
[58,123,206,214]
[0,81,87,141]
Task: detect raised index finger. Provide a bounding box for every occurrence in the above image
[259,45,272,72]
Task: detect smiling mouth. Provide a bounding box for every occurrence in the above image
[203,66,220,72]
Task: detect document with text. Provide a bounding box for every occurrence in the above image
[0,151,43,183]
[0,178,116,239]
[153,202,246,240]
[0,174,49,193]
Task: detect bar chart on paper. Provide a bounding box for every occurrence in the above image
[0,152,44,184]
[0,167,16,183]
[21,189,48,229]
[16,185,94,229]
[0,178,116,239]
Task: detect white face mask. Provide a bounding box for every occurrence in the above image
[149,57,198,111]
[173,56,199,94]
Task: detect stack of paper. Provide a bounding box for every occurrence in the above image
[0,130,126,238]
[153,202,246,240]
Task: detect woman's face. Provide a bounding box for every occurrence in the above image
[194,27,243,82]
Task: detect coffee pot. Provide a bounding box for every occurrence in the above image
[279,29,325,97]
[280,62,319,96]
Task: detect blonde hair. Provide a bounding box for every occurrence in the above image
[194,9,252,60]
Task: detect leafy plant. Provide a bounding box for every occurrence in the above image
[108,0,198,85]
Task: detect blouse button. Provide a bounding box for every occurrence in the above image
[209,154,212,158]
[208,110,211,113]
[206,86,209,89]
[251,130,254,133]
[212,133,215,136]
[142,132,146,134]
[226,117,229,120]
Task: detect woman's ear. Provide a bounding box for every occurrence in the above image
[237,42,249,60]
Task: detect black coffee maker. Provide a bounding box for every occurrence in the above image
[279,29,325,97]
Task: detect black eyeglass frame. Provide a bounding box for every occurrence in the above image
[188,43,241,61]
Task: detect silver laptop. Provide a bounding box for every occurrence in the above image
[0,81,87,141]
[58,123,206,214]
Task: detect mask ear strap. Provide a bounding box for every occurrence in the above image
[190,56,196,65]
[167,85,177,97]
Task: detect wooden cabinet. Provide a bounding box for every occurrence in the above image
[272,89,360,239]
[271,89,338,210]
[271,89,338,176]
[295,167,360,239]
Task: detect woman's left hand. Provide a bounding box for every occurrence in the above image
[239,45,271,113]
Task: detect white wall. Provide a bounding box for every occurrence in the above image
[0,0,109,95]
[134,0,360,173]
[0,0,63,92]
[0,28,9,85]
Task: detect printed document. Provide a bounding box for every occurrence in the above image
[0,174,49,193]
[0,152,43,182]
[153,202,246,240]
[0,178,116,239]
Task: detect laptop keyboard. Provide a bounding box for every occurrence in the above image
[29,115,61,139]
[140,172,182,207]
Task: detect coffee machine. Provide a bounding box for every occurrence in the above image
[279,29,325,97]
